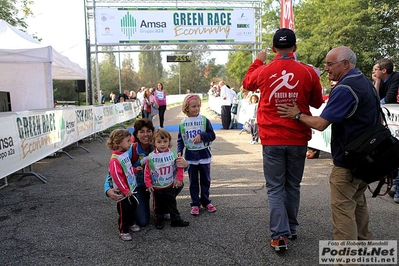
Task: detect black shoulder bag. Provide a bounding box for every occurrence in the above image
[343,107,399,197]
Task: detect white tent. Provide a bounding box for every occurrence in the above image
[0,19,87,111]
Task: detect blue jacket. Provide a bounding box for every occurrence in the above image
[177,116,216,162]
[320,69,381,167]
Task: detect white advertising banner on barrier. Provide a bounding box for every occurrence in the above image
[95,8,255,44]
[0,102,140,180]
[208,95,399,154]
[75,107,95,140]
[0,113,21,177]
[102,105,117,130]
[93,106,105,133]
[308,104,331,153]
[15,109,61,167]
[59,109,79,149]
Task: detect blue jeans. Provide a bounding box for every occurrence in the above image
[262,145,307,239]
[134,186,150,227]
[142,110,152,121]
[393,173,399,193]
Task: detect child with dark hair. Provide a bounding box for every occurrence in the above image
[144,128,189,229]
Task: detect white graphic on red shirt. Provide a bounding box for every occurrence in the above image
[269,70,299,102]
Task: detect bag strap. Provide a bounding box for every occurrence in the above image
[372,177,386,197]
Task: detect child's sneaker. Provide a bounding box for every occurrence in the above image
[388,185,397,197]
[394,193,399,204]
[270,236,287,251]
[190,206,200,216]
[129,224,140,232]
[120,233,132,241]
[205,203,217,213]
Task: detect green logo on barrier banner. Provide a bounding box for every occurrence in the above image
[121,12,137,39]
[322,125,331,147]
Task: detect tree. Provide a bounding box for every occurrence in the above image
[121,53,139,92]
[0,0,33,29]
[295,0,399,87]
[98,47,119,97]
[163,46,215,94]
[53,80,83,103]
[226,49,253,86]
[137,49,163,88]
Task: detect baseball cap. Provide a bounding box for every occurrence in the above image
[273,28,296,49]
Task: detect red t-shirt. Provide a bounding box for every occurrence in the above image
[243,53,323,145]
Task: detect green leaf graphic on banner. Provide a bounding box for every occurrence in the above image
[121,12,136,39]
[60,116,66,141]
[321,125,331,147]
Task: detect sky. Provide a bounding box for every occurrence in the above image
[26,0,87,69]
[25,0,229,71]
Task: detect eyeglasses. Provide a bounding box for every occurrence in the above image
[325,59,345,67]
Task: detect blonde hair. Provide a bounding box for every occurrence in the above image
[143,88,151,98]
[152,128,172,148]
[106,129,131,150]
[181,94,201,115]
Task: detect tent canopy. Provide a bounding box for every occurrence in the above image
[0,20,87,111]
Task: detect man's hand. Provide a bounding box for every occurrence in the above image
[277,100,301,119]
[256,47,268,62]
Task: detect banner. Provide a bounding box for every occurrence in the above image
[95,8,255,44]
[280,0,295,30]
[0,102,141,180]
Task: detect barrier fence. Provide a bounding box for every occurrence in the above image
[207,94,399,154]
[0,94,203,183]
[0,101,140,181]
[3,95,399,183]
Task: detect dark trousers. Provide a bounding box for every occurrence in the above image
[117,196,138,233]
[188,163,212,207]
[158,105,167,128]
[221,105,232,129]
[153,186,181,221]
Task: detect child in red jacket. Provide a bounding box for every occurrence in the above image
[107,129,142,241]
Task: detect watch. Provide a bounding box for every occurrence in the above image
[295,112,302,121]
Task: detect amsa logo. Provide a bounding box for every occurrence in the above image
[120,12,167,39]
[140,20,167,28]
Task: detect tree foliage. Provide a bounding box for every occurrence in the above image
[98,47,120,98]
[225,0,399,89]
[0,0,33,29]
[295,0,399,86]
[138,49,163,88]
[121,54,139,92]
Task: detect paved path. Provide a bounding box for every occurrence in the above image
[0,102,397,266]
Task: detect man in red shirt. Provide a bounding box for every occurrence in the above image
[242,28,323,252]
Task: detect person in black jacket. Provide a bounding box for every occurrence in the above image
[372,58,399,104]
